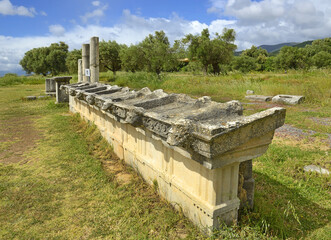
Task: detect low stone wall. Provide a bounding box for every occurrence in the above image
[63,82,286,232]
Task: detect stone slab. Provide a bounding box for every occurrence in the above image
[272,95,305,105]
[245,95,272,102]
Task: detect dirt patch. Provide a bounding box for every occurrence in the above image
[115,172,132,184]
[0,116,41,164]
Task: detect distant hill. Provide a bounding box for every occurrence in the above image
[235,40,314,56]
[258,42,298,53]
[292,40,313,48]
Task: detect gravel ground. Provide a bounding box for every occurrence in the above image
[275,124,331,148]
[309,117,331,126]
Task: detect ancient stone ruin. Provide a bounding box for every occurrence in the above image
[62,84,286,231]
[58,36,286,232]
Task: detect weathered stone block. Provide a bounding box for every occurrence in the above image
[45,78,56,96]
[62,83,286,233]
[272,95,305,105]
[54,76,72,103]
[245,95,272,102]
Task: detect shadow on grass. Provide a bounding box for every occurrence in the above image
[245,171,331,239]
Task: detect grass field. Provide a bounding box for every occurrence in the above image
[0,71,330,239]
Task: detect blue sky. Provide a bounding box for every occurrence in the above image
[0,0,330,74]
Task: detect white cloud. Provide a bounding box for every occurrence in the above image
[0,0,36,17]
[40,11,47,16]
[81,3,108,24]
[92,1,100,7]
[208,0,331,46]
[49,25,66,36]
[1,3,331,74]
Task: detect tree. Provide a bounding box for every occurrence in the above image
[120,44,145,73]
[99,40,123,76]
[232,55,256,73]
[275,46,309,70]
[241,45,269,71]
[66,49,82,74]
[304,38,331,68]
[140,31,173,75]
[20,47,50,76]
[312,51,331,68]
[47,42,68,75]
[183,28,236,74]
[20,42,68,76]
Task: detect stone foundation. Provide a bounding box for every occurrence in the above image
[64,83,286,232]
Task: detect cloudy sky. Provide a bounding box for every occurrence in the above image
[0,0,330,75]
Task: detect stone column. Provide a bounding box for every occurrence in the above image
[238,160,255,210]
[90,36,99,83]
[78,59,83,82]
[82,44,90,82]
[54,76,72,103]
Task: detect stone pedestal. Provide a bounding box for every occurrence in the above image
[45,78,56,96]
[55,76,72,103]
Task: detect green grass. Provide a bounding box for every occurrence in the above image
[0,71,330,239]
[0,84,203,239]
[0,74,45,87]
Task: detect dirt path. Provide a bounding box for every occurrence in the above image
[0,116,41,164]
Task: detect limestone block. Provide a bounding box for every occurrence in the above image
[272,95,305,105]
[62,82,286,232]
[245,95,272,102]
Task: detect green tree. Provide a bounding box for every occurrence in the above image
[241,45,269,71]
[183,28,236,74]
[20,47,50,76]
[99,40,123,76]
[275,46,309,70]
[119,44,145,73]
[20,42,68,76]
[47,42,68,75]
[140,31,173,75]
[66,49,82,74]
[164,40,187,72]
[304,38,331,68]
[232,55,256,73]
[312,51,331,68]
